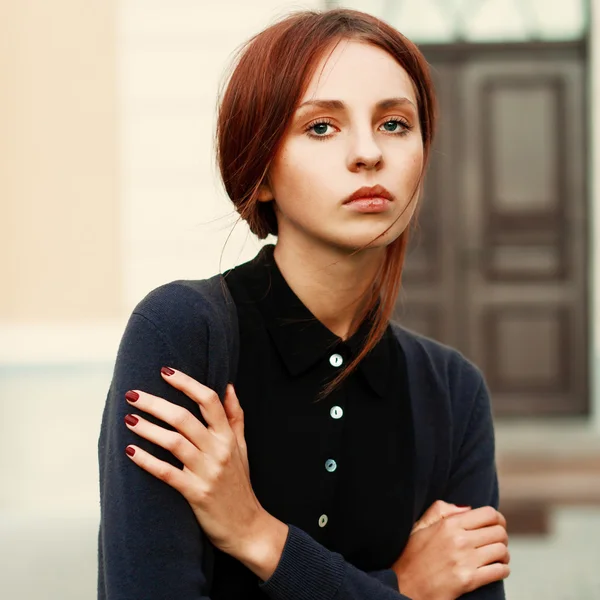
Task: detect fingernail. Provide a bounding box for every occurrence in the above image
[161,366,175,376]
[125,414,139,426]
[125,390,139,402]
[125,446,135,457]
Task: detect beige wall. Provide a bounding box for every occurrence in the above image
[117,0,310,313]
[0,0,319,365]
[0,0,120,322]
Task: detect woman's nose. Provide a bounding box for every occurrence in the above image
[348,133,383,171]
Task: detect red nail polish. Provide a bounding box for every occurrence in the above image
[161,366,175,376]
[125,414,139,426]
[126,446,135,457]
[125,390,139,402]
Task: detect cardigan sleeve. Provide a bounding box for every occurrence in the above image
[260,525,413,600]
[97,311,215,599]
[442,376,506,600]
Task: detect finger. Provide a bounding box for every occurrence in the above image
[470,524,509,549]
[475,542,510,567]
[426,500,471,520]
[412,501,471,534]
[467,563,511,593]
[497,511,507,529]
[223,384,245,444]
[125,444,189,494]
[160,367,230,434]
[223,384,251,477]
[125,413,204,470]
[451,506,503,530]
[126,389,213,452]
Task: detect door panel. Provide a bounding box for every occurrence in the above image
[462,57,587,415]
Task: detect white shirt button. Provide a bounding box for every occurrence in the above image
[318,514,329,528]
[330,406,344,419]
[325,459,337,473]
[329,353,343,367]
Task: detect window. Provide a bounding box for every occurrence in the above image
[329,0,588,43]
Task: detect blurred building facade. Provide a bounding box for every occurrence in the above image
[1,1,599,598]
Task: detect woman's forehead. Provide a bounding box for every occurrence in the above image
[299,40,418,109]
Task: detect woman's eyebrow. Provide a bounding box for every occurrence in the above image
[296,96,416,113]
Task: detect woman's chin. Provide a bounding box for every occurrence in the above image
[316,230,403,254]
[334,223,405,251]
[277,221,406,254]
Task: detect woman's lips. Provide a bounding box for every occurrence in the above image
[343,184,395,204]
[343,197,392,213]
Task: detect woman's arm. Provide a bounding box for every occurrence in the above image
[444,379,507,599]
[256,524,411,599]
[98,312,215,599]
[445,379,500,508]
[440,377,508,599]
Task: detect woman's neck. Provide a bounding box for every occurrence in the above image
[273,240,384,340]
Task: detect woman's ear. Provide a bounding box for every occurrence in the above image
[257,181,274,203]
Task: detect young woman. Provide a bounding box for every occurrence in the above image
[98,8,510,600]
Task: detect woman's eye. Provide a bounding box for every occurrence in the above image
[308,121,333,137]
[381,119,411,134]
[382,120,400,132]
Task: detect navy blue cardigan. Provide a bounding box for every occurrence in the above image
[97,274,504,599]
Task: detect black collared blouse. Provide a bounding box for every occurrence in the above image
[213,244,415,599]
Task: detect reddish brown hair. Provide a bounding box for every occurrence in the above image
[216,8,437,398]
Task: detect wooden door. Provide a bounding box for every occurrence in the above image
[396,43,589,416]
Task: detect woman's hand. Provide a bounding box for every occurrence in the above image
[393,502,510,600]
[122,367,286,570]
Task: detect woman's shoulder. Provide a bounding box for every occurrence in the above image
[125,274,238,362]
[132,274,234,328]
[119,274,239,388]
[390,322,486,403]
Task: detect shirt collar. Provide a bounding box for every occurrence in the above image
[234,244,391,397]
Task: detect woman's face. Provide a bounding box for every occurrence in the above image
[259,39,424,254]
